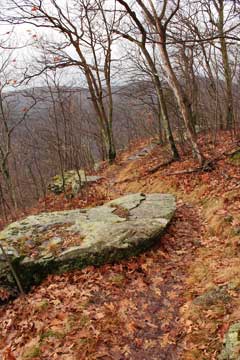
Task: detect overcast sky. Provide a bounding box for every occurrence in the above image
[0,0,128,91]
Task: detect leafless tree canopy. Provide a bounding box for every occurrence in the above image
[0,0,239,216]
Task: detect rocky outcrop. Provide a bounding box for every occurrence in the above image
[229,149,240,166]
[0,193,175,296]
[219,323,240,360]
[193,286,230,308]
[127,143,157,161]
[48,170,102,195]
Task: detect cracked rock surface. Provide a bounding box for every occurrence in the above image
[0,193,176,296]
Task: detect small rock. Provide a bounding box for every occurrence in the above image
[93,162,101,171]
[233,227,240,236]
[48,170,102,196]
[127,144,157,161]
[194,286,230,307]
[219,322,240,359]
[229,149,240,166]
[224,214,234,223]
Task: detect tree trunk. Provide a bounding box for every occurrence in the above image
[106,122,116,163]
[155,84,179,160]
[156,40,205,164]
[218,1,234,130]
[220,36,234,130]
[141,47,180,161]
[84,67,116,163]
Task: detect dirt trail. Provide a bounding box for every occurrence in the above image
[119,203,204,359]
[91,151,205,358]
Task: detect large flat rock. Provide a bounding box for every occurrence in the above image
[0,193,176,296]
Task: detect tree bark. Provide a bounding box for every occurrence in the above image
[141,47,180,160]
[156,36,205,164]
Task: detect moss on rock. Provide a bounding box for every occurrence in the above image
[219,322,240,359]
[229,149,240,166]
[48,170,102,195]
[0,193,176,297]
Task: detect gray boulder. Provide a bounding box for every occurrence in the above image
[229,149,240,166]
[0,193,175,296]
[48,170,102,195]
[127,144,157,161]
[193,286,230,308]
[219,323,240,359]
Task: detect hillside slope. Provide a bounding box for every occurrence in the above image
[0,132,240,359]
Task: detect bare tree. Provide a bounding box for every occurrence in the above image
[0,49,37,211]
[116,2,179,160]
[203,0,236,130]
[117,0,206,164]
[5,0,122,162]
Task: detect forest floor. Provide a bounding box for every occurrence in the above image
[0,131,240,359]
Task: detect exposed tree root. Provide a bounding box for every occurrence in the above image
[147,159,176,174]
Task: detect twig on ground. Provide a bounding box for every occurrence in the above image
[164,143,240,177]
[148,159,175,174]
[0,244,25,295]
